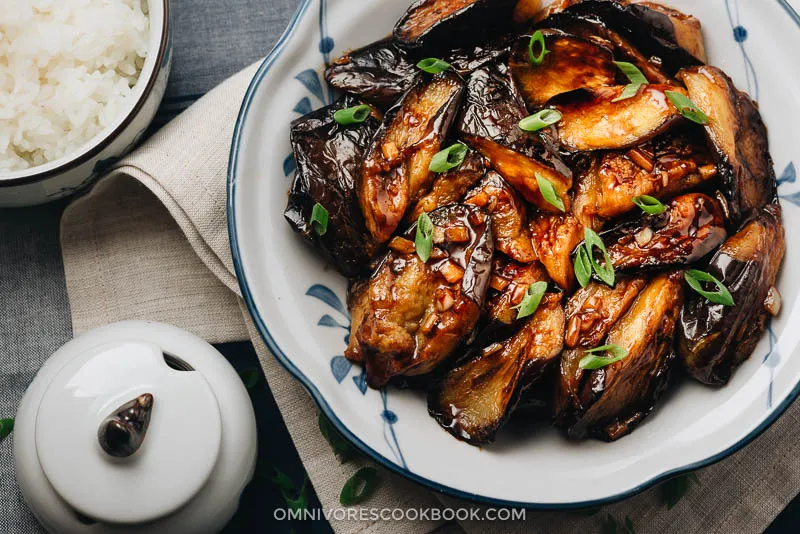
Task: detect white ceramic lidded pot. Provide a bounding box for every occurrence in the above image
[14,321,257,533]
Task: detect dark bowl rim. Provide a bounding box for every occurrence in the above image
[0,0,171,188]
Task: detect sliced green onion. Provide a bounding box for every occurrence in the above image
[685,269,735,306]
[574,246,593,288]
[614,61,648,86]
[0,418,13,440]
[340,467,379,506]
[333,104,372,125]
[310,203,329,236]
[429,143,468,173]
[528,30,550,66]
[514,281,548,319]
[579,344,629,369]
[666,91,709,125]
[584,228,615,287]
[632,195,667,215]
[613,83,643,103]
[519,109,562,132]
[536,173,565,212]
[417,57,451,74]
[612,62,649,102]
[415,212,434,263]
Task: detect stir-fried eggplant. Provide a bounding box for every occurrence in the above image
[464,135,572,213]
[597,193,727,273]
[393,0,516,50]
[408,151,487,220]
[678,204,785,386]
[429,293,564,445]
[464,171,536,263]
[509,30,616,109]
[573,131,719,221]
[529,213,584,290]
[285,96,381,277]
[679,66,777,227]
[325,39,419,109]
[565,277,647,349]
[546,85,685,153]
[485,258,550,328]
[353,204,493,388]
[446,35,513,75]
[359,72,465,243]
[541,0,704,76]
[559,271,683,441]
[284,0,785,446]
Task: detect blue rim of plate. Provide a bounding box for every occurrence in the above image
[228,0,800,510]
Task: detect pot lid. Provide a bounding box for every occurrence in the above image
[34,340,222,525]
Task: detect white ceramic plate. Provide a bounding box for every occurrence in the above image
[229,0,800,507]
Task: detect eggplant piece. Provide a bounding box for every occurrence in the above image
[344,280,370,363]
[285,95,381,277]
[393,0,516,50]
[325,39,419,109]
[565,277,647,349]
[573,131,719,221]
[678,66,777,226]
[486,257,550,328]
[635,1,707,63]
[509,30,616,109]
[457,62,535,154]
[562,271,684,441]
[515,0,580,25]
[463,135,572,213]
[545,85,686,153]
[429,292,565,445]
[464,171,536,263]
[359,72,465,243]
[678,204,785,386]
[529,213,584,291]
[408,151,487,221]
[541,0,704,76]
[598,193,727,274]
[446,34,513,75]
[354,204,494,388]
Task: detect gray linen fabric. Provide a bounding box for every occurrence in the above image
[0,203,71,534]
[0,0,299,531]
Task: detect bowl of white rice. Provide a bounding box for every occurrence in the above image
[0,0,170,207]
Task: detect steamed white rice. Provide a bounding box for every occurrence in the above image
[0,0,150,173]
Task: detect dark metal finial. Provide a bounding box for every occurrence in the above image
[98,393,154,458]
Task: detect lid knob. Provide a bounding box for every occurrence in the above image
[98,393,154,458]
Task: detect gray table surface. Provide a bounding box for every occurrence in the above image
[2,1,800,533]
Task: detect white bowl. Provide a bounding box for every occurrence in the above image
[229,0,800,508]
[0,0,172,208]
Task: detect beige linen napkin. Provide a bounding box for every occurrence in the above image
[61,61,800,534]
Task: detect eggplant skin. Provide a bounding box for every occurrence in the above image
[509,30,616,109]
[285,95,381,277]
[393,0,516,50]
[678,204,786,386]
[547,85,685,153]
[542,0,705,76]
[679,66,777,227]
[464,171,536,263]
[598,193,727,274]
[359,72,465,243]
[325,39,419,109]
[354,204,494,389]
[566,271,684,441]
[428,293,565,446]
